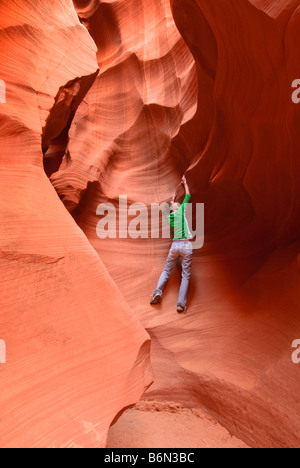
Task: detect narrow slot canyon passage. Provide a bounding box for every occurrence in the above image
[1,0,300,448]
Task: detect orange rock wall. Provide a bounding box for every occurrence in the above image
[1,0,300,448]
[0,0,152,448]
[59,0,300,448]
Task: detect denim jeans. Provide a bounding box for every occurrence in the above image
[156,241,193,308]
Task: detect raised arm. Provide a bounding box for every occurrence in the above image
[182,175,190,195]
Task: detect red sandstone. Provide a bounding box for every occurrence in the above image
[1,0,300,448]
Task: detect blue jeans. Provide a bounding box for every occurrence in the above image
[156,241,193,308]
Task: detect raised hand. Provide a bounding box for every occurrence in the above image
[181,175,190,194]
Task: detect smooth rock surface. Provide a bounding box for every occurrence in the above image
[2,0,300,449]
[0,0,152,448]
[58,0,299,448]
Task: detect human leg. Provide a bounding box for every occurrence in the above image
[151,242,179,304]
[177,243,193,310]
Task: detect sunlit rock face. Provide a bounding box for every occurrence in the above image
[2,0,300,449]
[50,0,198,215]
[0,0,152,448]
[41,0,300,448]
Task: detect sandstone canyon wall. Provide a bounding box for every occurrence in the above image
[1,0,300,448]
[0,0,152,448]
[56,0,299,448]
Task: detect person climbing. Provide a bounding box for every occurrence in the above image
[150,175,193,313]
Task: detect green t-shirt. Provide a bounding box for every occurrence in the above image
[168,194,192,240]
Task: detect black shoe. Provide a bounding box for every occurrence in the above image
[150,291,162,305]
[177,304,185,313]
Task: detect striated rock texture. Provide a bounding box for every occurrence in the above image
[0,0,152,448]
[51,0,198,212]
[44,0,300,448]
[2,0,300,449]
